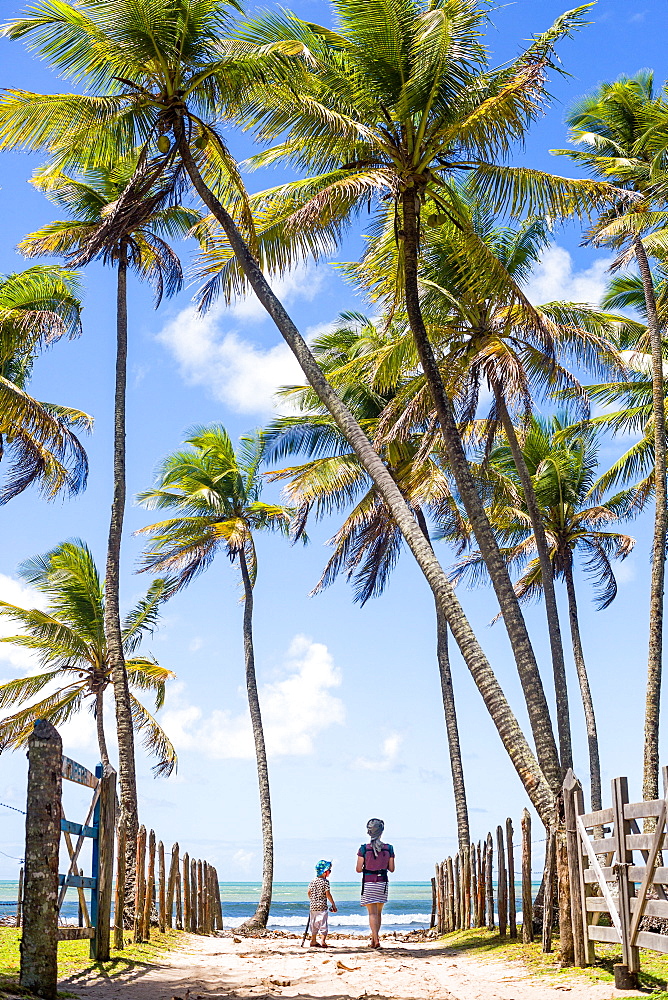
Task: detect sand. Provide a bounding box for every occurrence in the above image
[58,933,647,1000]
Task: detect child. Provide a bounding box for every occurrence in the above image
[308,860,337,948]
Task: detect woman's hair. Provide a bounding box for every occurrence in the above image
[367,818,385,857]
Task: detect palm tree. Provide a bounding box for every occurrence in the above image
[265,314,472,849]
[0,265,91,502]
[341,194,626,774]
[19,152,197,886]
[452,416,635,813]
[0,0,557,830]
[136,425,295,929]
[226,0,636,793]
[553,71,668,803]
[0,539,177,776]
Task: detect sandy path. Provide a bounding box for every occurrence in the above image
[59,934,646,1000]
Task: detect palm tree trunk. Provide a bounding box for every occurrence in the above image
[415,506,470,848]
[436,604,470,851]
[635,236,667,805]
[176,134,555,824]
[494,388,572,772]
[563,563,601,812]
[104,246,138,921]
[399,186,560,792]
[237,545,273,930]
[95,687,110,770]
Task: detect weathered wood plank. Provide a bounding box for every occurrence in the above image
[624,800,665,820]
[113,822,126,951]
[61,755,98,789]
[589,837,616,854]
[587,925,621,944]
[58,926,95,941]
[60,819,97,839]
[630,898,668,920]
[629,866,668,883]
[580,808,614,828]
[627,833,668,851]
[584,867,614,883]
[635,930,668,954]
[586,898,611,912]
[58,874,96,890]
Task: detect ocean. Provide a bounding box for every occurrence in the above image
[0,880,533,935]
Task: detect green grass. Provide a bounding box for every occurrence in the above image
[438,926,668,994]
[0,927,184,999]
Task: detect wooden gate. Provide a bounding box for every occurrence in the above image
[566,766,668,988]
[58,757,116,960]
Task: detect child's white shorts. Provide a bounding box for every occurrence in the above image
[311,908,328,934]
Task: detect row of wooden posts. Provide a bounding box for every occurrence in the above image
[112,824,223,948]
[431,809,556,951]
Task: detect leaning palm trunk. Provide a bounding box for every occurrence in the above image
[237,546,273,930]
[95,687,111,770]
[104,246,139,921]
[177,133,555,824]
[398,188,560,793]
[494,389,572,772]
[436,606,470,851]
[635,236,667,807]
[563,563,602,812]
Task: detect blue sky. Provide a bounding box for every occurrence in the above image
[0,0,666,884]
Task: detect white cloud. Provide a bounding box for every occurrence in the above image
[0,573,46,673]
[157,264,328,416]
[161,635,345,759]
[189,637,203,653]
[524,246,613,308]
[232,849,255,873]
[353,733,403,772]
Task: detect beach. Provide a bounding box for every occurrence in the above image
[55,931,645,1000]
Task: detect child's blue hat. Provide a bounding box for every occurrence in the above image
[316,860,332,875]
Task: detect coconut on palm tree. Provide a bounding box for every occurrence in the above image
[0,539,177,776]
[136,425,296,929]
[553,71,668,803]
[0,265,91,503]
[451,416,635,813]
[19,152,198,891]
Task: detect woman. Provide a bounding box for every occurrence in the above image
[356,818,395,948]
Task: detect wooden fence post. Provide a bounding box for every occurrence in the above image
[470,845,477,929]
[485,832,494,930]
[166,843,179,930]
[114,821,126,950]
[542,828,556,953]
[506,818,517,939]
[477,841,484,927]
[20,719,62,1000]
[447,856,455,932]
[197,860,204,933]
[142,830,156,942]
[430,875,437,929]
[133,826,146,944]
[190,857,198,932]
[183,853,190,933]
[611,776,639,987]
[464,845,471,929]
[158,842,166,933]
[454,854,461,930]
[521,809,533,943]
[563,771,587,967]
[91,766,116,961]
[16,867,24,929]
[175,856,183,930]
[213,867,223,931]
[496,826,507,938]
